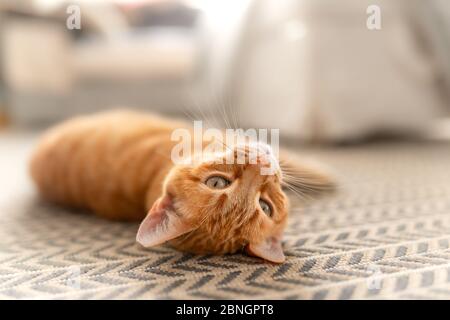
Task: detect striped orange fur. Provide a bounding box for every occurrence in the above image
[30,110,334,262]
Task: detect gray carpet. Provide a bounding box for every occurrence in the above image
[1,131,450,299]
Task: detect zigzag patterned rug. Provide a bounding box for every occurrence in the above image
[1,135,450,299]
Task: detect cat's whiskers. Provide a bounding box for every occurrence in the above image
[282,177,326,195]
[282,174,335,192]
[283,183,315,201]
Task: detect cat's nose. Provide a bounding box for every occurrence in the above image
[236,141,275,161]
[251,143,279,175]
[255,150,272,166]
[233,141,280,175]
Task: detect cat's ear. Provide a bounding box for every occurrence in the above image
[246,235,285,263]
[136,195,194,247]
[279,150,336,197]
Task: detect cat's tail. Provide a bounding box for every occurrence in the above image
[278,149,336,200]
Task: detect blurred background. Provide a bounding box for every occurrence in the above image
[1,0,450,143]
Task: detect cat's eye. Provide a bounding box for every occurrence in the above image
[259,199,272,217]
[205,176,231,189]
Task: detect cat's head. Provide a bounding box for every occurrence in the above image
[136,142,333,263]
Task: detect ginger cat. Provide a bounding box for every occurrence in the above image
[30,110,334,263]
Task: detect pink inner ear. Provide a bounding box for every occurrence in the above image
[246,236,285,263]
[136,195,193,248]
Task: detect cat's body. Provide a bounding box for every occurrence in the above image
[31,111,184,221]
[31,110,334,262]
